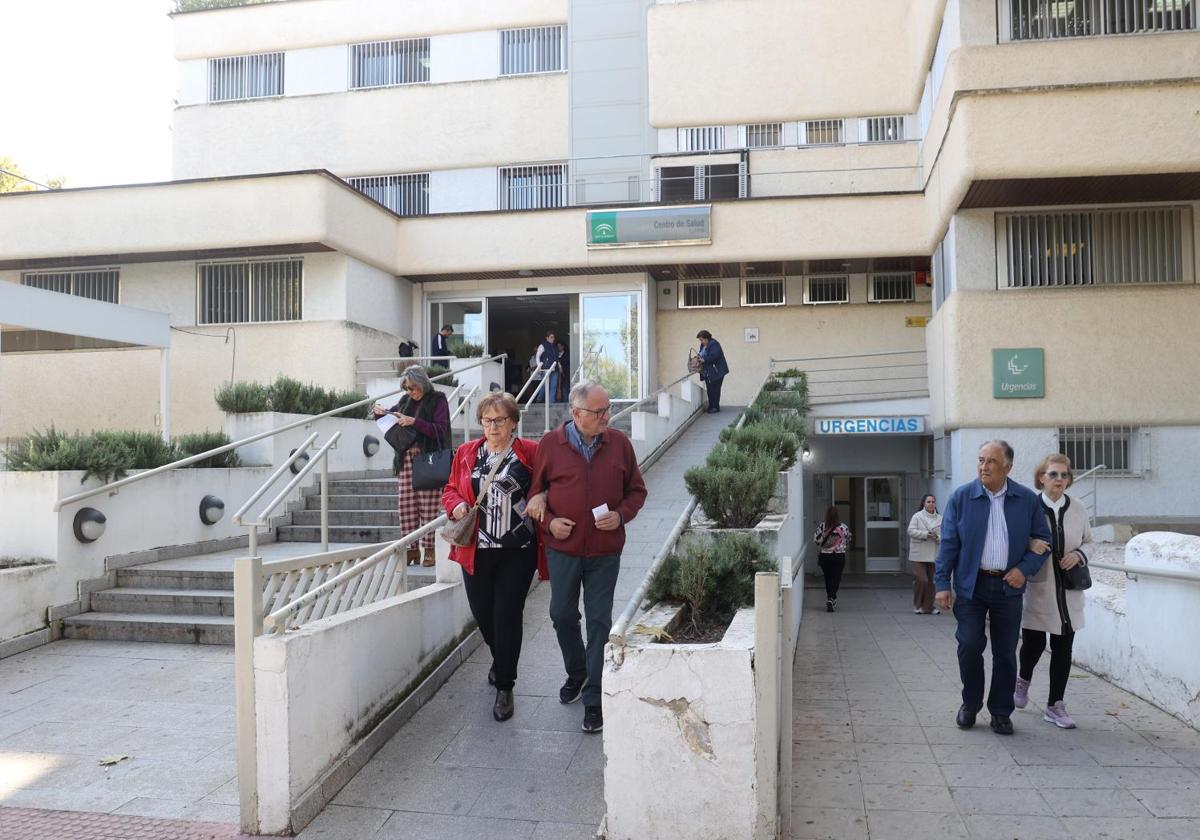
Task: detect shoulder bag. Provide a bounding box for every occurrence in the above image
[1063,561,1092,591]
[439,447,511,547]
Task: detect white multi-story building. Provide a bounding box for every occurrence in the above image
[2,0,1198,573]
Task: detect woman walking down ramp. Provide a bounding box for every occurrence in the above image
[442,392,547,722]
[1015,453,1094,729]
[908,494,943,615]
[814,507,851,612]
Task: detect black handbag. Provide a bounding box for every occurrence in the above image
[1063,561,1092,591]
[411,426,452,491]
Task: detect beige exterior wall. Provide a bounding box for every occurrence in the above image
[172,75,569,179]
[647,0,945,125]
[748,142,922,197]
[928,286,1200,431]
[173,0,567,58]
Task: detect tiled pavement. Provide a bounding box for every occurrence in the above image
[792,585,1200,840]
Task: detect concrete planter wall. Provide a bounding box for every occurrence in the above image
[0,562,56,643]
[224,412,388,471]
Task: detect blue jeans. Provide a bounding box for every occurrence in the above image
[953,573,1024,716]
[547,547,621,707]
[534,369,560,403]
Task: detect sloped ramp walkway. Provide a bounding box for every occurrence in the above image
[297,410,734,840]
[792,586,1200,839]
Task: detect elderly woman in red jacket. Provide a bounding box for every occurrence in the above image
[442,391,547,723]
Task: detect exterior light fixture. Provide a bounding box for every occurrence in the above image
[517,269,534,277]
[289,449,310,475]
[801,445,813,463]
[363,435,380,457]
[199,495,225,526]
[73,507,107,543]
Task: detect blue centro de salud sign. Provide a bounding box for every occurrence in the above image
[816,417,926,435]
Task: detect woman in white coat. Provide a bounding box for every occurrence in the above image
[1015,453,1094,729]
[907,495,942,615]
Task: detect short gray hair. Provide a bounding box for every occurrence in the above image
[569,379,606,409]
[399,364,435,397]
[979,439,1014,465]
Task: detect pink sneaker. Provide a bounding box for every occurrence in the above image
[1013,677,1030,710]
[1043,701,1076,729]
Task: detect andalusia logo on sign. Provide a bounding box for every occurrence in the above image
[589,212,618,244]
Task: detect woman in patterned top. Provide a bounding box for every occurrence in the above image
[814,507,852,613]
[442,392,547,722]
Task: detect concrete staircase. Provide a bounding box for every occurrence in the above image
[278,477,404,543]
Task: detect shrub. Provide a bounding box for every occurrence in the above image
[215,381,270,413]
[684,445,777,528]
[646,534,776,633]
[176,432,241,468]
[774,367,805,378]
[448,341,485,358]
[719,423,800,469]
[216,377,366,416]
[425,365,459,387]
[267,376,305,413]
[754,388,809,414]
[7,427,243,480]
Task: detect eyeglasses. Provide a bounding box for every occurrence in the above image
[1044,470,1071,480]
[575,405,611,417]
[480,417,511,427]
[403,385,421,394]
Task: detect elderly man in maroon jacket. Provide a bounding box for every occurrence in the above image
[527,380,647,734]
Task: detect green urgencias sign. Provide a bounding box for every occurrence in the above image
[586,205,712,248]
[993,348,1045,399]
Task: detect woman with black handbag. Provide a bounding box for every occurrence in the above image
[1015,453,1095,729]
[372,365,450,567]
[440,392,547,722]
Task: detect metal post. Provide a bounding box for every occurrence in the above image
[159,348,171,443]
[753,571,781,839]
[462,390,471,441]
[234,553,264,834]
[543,372,551,434]
[320,455,329,553]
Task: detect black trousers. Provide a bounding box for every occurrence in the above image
[817,553,845,600]
[704,375,724,411]
[1019,627,1075,705]
[462,546,537,691]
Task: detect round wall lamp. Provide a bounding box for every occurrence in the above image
[289,449,310,475]
[363,435,380,457]
[73,507,107,543]
[199,494,225,526]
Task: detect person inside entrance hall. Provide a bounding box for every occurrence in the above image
[532,329,562,403]
[935,440,1050,736]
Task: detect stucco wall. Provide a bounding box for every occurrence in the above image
[345,258,414,338]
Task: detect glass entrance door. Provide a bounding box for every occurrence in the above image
[863,476,902,572]
[430,299,485,355]
[579,292,640,399]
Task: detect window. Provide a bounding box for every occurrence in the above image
[498,164,568,210]
[22,268,119,303]
[678,127,725,152]
[802,119,844,146]
[741,277,785,306]
[678,281,723,309]
[500,25,567,75]
[348,173,430,216]
[208,52,284,102]
[868,272,916,302]
[350,38,430,88]
[198,259,302,325]
[656,163,745,202]
[1006,0,1196,41]
[999,206,1193,288]
[804,275,849,304]
[742,123,783,148]
[864,116,905,142]
[1058,424,1143,476]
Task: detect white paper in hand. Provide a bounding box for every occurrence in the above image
[591,503,609,520]
[375,414,398,433]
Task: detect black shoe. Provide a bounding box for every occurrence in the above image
[990,715,1014,735]
[487,665,495,687]
[582,705,603,733]
[493,689,514,722]
[826,598,836,613]
[955,704,978,729]
[559,676,585,705]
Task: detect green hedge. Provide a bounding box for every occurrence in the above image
[684,444,778,529]
[6,428,240,483]
[718,422,801,469]
[215,376,367,417]
[447,342,485,359]
[645,534,775,634]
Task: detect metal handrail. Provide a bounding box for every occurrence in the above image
[53,354,507,511]
[1073,464,1106,526]
[242,432,341,555]
[610,371,696,424]
[233,431,319,525]
[1089,559,1200,586]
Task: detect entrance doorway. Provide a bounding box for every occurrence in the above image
[485,295,571,394]
[830,475,903,573]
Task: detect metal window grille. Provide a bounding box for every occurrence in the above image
[804,275,849,304]
[802,119,844,146]
[1058,424,1141,475]
[22,268,119,303]
[1006,0,1196,40]
[347,173,430,216]
[678,127,725,152]
[498,163,568,210]
[500,25,567,76]
[679,281,723,309]
[865,116,906,142]
[1001,206,1191,288]
[350,38,430,88]
[198,259,302,325]
[207,52,284,102]
[869,272,916,302]
[743,123,782,148]
[741,277,785,306]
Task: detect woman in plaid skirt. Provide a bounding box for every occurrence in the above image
[373,366,450,566]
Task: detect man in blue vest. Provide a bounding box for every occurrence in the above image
[935,440,1050,735]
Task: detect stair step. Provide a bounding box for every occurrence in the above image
[277,525,415,543]
[115,568,233,591]
[291,510,400,527]
[62,612,233,645]
[321,480,399,495]
[313,494,397,510]
[90,587,234,617]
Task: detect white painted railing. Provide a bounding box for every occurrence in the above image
[769,349,927,404]
[1072,463,1106,526]
[609,371,696,425]
[234,431,340,555]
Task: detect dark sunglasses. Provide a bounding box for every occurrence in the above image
[1044,470,1071,480]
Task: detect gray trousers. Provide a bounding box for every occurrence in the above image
[547,547,621,707]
